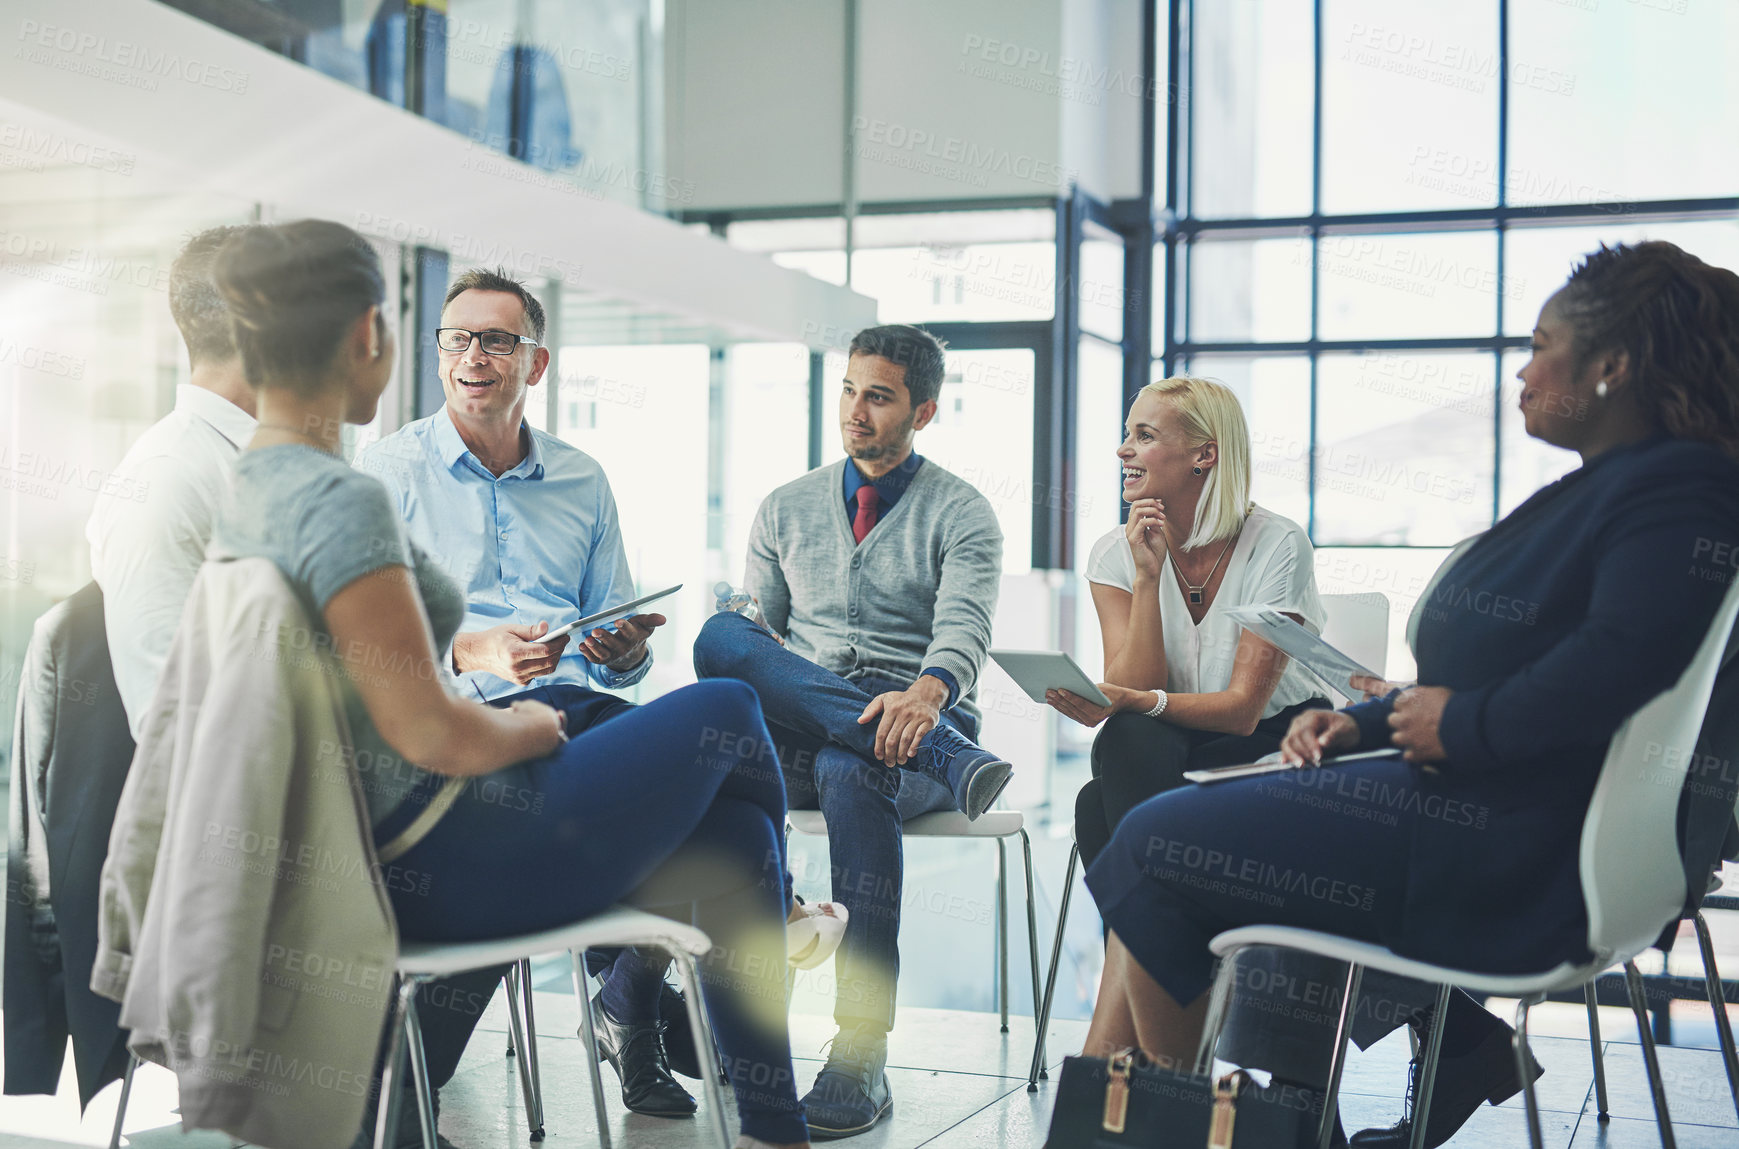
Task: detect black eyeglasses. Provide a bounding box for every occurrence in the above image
[436,327,540,356]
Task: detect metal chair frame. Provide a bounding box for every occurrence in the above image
[784,807,1046,1059]
[1027,835,1078,1091]
[376,909,731,1149]
[100,909,730,1149]
[1578,901,1739,1128]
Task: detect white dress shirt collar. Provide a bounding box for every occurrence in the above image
[175,383,257,448]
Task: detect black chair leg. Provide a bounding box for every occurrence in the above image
[108,1054,138,1149]
[1693,911,1739,1124]
[1624,960,1678,1149]
[1586,980,1610,1121]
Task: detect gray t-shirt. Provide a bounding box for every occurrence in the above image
[210,445,466,825]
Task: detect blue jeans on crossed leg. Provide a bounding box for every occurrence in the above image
[691,612,986,792]
[693,611,965,1035]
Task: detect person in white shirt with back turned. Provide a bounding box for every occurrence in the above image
[88,225,260,737]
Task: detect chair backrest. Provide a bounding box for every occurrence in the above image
[1580,576,1739,963]
[1678,652,1739,914]
[1319,593,1388,702]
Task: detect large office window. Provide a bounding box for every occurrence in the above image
[1168,0,1739,676]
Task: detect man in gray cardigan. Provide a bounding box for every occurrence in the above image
[694,324,1007,1139]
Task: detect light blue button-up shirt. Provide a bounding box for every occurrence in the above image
[355,407,652,700]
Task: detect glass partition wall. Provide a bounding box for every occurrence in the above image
[159,0,668,211]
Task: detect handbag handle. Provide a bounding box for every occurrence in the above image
[1208,1069,1251,1149]
[1102,1049,1135,1134]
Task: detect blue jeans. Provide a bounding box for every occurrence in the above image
[693,611,968,1033]
[375,679,806,1144]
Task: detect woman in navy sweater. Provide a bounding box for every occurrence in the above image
[1079,241,1739,1148]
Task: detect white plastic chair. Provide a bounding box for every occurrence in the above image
[376,908,732,1149]
[1026,592,1390,1089]
[1318,591,1392,704]
[1197,577,1739,1149]
[104,908,729,1149]
[785,808,1045,1061]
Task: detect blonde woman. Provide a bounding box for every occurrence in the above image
[1046,377,1452,1131]
[1047,375,1331,865]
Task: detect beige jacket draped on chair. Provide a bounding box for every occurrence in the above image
[92,557,398,1149]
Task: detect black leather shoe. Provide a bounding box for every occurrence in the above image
[1350,1023,1543,1148]
[802,1024,893,1140]
[656,982,704,1080]
[589,993,697,1118]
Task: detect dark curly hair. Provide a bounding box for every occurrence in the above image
[212,220,385,395]
[1555,240,1739,460]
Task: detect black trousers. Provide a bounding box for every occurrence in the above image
[1074,700,1332,871]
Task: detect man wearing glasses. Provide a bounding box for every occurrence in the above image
[354,268,697,1121]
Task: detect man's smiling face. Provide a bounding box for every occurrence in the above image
[438,288,548,428]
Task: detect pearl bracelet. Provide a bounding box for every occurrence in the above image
[1145,690,1169,718]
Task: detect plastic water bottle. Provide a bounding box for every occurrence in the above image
[712,581,765,626]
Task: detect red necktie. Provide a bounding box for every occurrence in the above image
[852,485,879,544]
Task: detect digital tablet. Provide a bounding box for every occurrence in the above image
[535,584,683,644]
[1221,605,1379,699]
[988,649,1112,708]
[1183,748,1400,784]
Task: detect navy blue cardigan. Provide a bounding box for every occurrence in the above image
[1345,437,1739,971]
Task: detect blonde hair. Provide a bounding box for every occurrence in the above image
[1138,375,1253,550]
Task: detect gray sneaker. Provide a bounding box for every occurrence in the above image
[802,1023,893,1140]
[921,725,1013,820]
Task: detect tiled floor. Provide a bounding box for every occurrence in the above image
[6,810,1737,1148]
[6,995,1736,1149]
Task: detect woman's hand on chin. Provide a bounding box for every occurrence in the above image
[1125,498,1167,580]
[1046,683,1148,727]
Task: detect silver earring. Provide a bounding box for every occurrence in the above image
[1192,466,1203,475]
[1595,379,1609,398]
